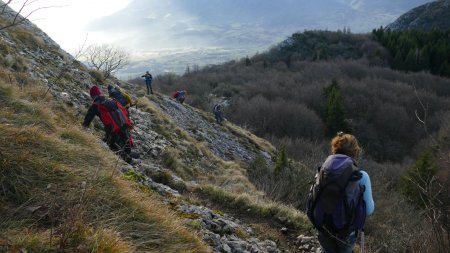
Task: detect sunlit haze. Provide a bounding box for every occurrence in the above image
[8,0,431,76]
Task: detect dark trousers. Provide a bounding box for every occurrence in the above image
[318,231,357,253]
[106,130,132,163]
[146,81,153,94]
[177,96,185,104]
[215,112,223,124]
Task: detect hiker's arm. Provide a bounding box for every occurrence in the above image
[82,105,98,128]
[360,171,375,215]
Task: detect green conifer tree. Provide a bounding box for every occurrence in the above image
[400,149,437,208]
[323,79,349,136]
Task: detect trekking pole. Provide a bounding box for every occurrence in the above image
[361,229,365,253]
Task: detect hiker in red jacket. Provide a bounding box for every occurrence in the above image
[83,86,134,164]
[173,90,186,104]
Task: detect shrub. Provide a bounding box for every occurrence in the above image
[88,69,105,83]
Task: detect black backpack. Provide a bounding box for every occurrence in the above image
[306,154,366,238]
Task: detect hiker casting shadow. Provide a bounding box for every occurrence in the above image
[306,132,375,253]
[83,86,135,164]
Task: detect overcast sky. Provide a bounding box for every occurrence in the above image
[8,0,431,75]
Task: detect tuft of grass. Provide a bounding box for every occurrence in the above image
[11,55,28,72]
[162,147,181,170]
[178,212,201,220]
[149,170,187,193]
[199,184,312,232]
[123,170,146,182]
[6,231,53,253]
[0,39,12,55]
[187,221,202,231]
[225,122,276,155]
[12,28,45,50]
[59,128,91,146]
[88,69,104,83]
[212,209,225,216]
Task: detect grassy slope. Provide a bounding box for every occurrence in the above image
[136,95,313,238]
[0,69,209,253]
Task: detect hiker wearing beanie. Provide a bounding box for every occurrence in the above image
[83,85,134,164]
[306,132,374,253]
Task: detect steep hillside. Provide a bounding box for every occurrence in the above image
[155,30,450,163]
[2,4,448,253]
[386,0,450,31]
[153,30,450,252]
[0,5,318,253]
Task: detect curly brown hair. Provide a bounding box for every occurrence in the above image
[331,132,361,159]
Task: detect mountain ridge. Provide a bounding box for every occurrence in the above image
[2,1,449,252]
[386,0,450,31]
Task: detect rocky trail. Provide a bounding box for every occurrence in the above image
[116,97,318,253]
[0,14,318,252]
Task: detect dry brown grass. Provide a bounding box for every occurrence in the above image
[0,70,210,253]
[198,184,312,232]
[138,97,259,191]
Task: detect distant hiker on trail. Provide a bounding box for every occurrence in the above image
[213,103,223,124]
[306,132,374,253]
[107,84,133,109]
[173,90,186,104]
[83,86,135,164]
[141,71,153,95]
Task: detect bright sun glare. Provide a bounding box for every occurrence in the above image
[9,0,132,53]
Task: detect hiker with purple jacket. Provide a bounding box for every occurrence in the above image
[307,132,374,253]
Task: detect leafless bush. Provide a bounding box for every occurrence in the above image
[230,95,324,140]
[82,44,129,80]
[269,136,328,169]
[247,155,313,208]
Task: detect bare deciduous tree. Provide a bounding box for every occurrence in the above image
[83,44,129,80]
[0,0,53,30]
[410,87,450,253]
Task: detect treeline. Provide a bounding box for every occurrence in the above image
[149,30,450,252]
[373,28,450,77]
[263,30,390,67]
[156,58,450,163]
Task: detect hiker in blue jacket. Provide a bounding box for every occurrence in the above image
[316,133,374,253]
[141,71,153,95]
